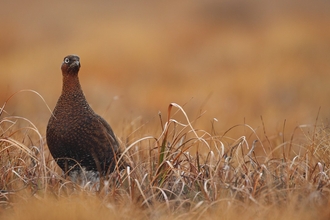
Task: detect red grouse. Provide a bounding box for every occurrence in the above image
[46,55,122,179]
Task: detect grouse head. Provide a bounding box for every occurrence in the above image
[61,55,81,75]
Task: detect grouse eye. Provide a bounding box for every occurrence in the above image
[64,58,70,64]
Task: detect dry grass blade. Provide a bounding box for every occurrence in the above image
[1,98,330,220]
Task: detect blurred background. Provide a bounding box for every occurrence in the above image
[1,0,330,140]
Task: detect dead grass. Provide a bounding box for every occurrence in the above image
[1,95,330,220]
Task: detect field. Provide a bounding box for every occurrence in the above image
[1,1,330,219]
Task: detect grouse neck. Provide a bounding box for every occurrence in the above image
[61,73,84,95]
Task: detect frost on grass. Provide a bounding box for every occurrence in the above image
[1,100,330,219]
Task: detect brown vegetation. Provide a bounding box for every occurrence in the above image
[1,101,330,219]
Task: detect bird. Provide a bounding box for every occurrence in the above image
[46,55,123,180]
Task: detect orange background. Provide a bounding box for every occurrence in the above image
[1,0,330,140]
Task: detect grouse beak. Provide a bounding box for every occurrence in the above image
[68,61,80,72]
[72,60,80,68]
[66,60,81,73]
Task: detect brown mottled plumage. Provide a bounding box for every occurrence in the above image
[46,55,122,178]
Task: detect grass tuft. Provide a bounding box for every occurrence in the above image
[1,97,330,219]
